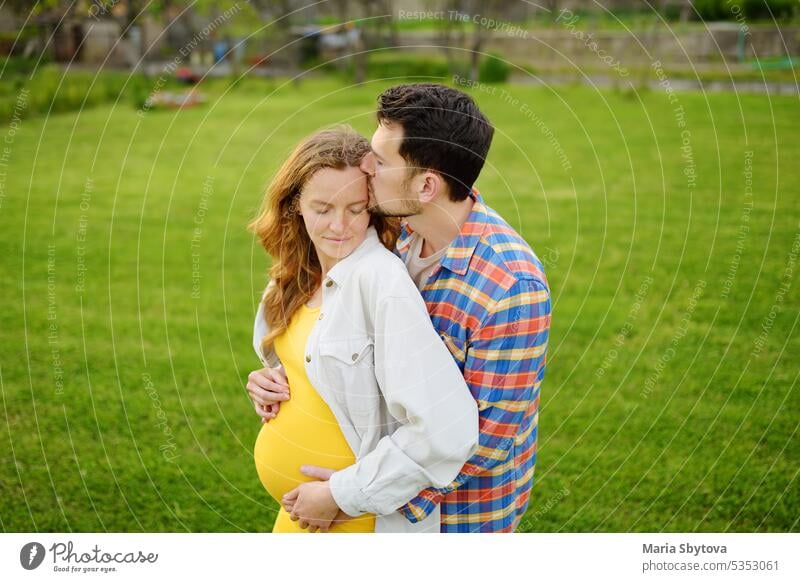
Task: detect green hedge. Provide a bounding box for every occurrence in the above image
[337,52,509,83]
[0,62,143,122]
[365,53,454,79]
[692,0,796,21]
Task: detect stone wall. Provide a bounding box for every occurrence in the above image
[399,25,799,69]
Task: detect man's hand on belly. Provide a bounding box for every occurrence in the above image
[283,480,341,533]
[283,465,355,532]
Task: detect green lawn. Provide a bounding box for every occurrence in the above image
[1,76,798,532]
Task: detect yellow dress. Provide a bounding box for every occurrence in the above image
[253,304,375,533]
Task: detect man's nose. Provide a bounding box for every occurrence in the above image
[360,152,375,175]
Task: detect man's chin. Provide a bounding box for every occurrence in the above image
[369,201,418,219]
[369,202,393,217]
[372,207,409,218]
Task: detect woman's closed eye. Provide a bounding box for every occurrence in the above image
[314,205,366,216]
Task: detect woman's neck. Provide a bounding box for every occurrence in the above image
[307,285,323,308]
[318,258,338,280]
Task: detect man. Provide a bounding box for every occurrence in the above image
[253,84,551,532]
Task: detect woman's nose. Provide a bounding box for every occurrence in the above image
[329,214,345,234]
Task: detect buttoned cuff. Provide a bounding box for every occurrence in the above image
[328,469,369,518]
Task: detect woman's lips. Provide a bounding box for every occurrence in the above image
[324,237,351,243]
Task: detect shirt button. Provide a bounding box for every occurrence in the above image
[351,353,358,361]
[305,355,311,363]
[325,280,333,288]
[318,313,324,320]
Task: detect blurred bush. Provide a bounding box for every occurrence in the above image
[692,0,796,21]
[0,60,143,122]
[365,53,453,79]
[478,53,511,84]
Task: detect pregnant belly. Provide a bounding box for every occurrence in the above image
[253,405,357,502]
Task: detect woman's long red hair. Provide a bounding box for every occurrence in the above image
[249,125,399,353]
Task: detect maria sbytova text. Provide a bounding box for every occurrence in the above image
[644,543,727,556]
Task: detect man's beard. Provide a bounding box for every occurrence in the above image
[370,202,419,218]
[367,178,422,218]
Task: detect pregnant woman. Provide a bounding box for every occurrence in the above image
[247,126,477,533]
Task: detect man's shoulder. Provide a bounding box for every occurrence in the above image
[471,204,549,293]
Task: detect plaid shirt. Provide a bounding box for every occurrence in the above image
[395,190,551,532]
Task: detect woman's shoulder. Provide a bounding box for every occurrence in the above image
[355,242,407,276]
[352,243,420,298]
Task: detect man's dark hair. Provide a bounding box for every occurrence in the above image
[376,83,494,202]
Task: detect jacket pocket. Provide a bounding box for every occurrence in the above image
[317,336,380,427]
[318,336,375,368]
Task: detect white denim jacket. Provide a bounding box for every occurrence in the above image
[252,227,478,533]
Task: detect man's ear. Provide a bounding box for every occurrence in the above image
[417,171,441,205]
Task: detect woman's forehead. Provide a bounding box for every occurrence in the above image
[304,167,367,204]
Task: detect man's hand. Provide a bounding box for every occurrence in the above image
[282,465,353,533]
[245,367,289,423]
[284,481,340,533]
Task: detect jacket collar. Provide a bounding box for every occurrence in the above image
[325,226,383,286]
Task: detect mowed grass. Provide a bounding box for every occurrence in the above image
[1,76,798,532]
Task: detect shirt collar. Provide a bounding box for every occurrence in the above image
[397,188,488,277]
[326,226,382,286]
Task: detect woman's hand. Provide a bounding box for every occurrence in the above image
[245,367,290,423]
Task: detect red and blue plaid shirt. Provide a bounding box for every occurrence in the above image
[395,190,551,532]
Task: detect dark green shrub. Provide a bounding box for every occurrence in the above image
[693,0,726,21]
[478,53,510,83]
[0,56,39,76]
[692,0,795,21]
[365,53,451,80]
[742,0,796,19]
